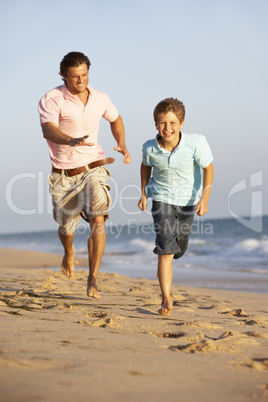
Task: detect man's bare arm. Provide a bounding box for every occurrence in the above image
[110,116,131,164]
[41,122,94,147]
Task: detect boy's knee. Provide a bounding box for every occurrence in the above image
[174,237,189,259]
[173,249,186,259]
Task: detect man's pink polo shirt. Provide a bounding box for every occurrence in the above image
[38,84,119,169]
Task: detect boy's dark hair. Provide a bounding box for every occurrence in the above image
[153,98,185,124]
[60,51,91,80]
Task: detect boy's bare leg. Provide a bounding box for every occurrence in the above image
[87,215,106,299]
[157,254,173,316]
[58,230,75,279]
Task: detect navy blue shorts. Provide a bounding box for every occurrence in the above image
[151,201,195,259]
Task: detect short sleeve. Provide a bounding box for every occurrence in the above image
[102,94,119,123]
[194,135,213,168]
[38,96,60,126]
[142,142,152,166]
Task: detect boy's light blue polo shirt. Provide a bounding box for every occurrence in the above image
[142,132,213,206]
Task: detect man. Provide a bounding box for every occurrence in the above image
[39,51,131,299]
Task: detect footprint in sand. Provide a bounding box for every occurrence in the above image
[220,308,268,328]
[143,298,161,305]
[158,331,186,338]
[91,315,126,329]
[128,286,148,297]
[77,320,92,325]
[244,319,259,325]
[244,331,268,338]
[221,308,249,317]
[97,284,117,293]
[171,293,188,302]
[246,358,268,371]
[173,320,223,330]
[78,314,126,330]
[198,304,215,310]
[243,315,268,327]
[25,303,43,309]
[169,330,260,354]
[41,276,59,290]
[127,286,160,306]
[86,311,107,318]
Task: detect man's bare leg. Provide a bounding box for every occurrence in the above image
[58,230,75,279]
[157,254,173,316]
[87,215,106,299]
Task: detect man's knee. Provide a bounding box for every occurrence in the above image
[89,215,106,234]
[90,215,105,225]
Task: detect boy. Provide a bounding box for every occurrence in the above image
[138,98,214,316]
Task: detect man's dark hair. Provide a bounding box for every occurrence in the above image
[60,52,91,79]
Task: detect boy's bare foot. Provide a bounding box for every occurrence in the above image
[87,277,101,299]
[61,245,75,279]
[158,306,172,316]
[158,297,172,316]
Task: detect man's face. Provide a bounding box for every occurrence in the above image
[62,63,89,95]
[156,112,184,145]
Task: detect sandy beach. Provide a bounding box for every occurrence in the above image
[0,247,267,402]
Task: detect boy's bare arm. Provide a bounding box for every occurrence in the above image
[196,162,214,216]
[138,162,152,211]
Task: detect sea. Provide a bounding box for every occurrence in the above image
[1,216,268,294]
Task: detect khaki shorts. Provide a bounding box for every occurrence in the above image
[48,166,112,235]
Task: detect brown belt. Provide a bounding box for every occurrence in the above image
[52,157,115,177]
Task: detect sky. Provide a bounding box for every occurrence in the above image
[1,0,267,234]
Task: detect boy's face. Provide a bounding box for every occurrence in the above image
[156,112,184,146]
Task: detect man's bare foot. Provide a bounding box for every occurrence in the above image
[61,245,75,279]
[158,297,172,316]
[87,277,100,299]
